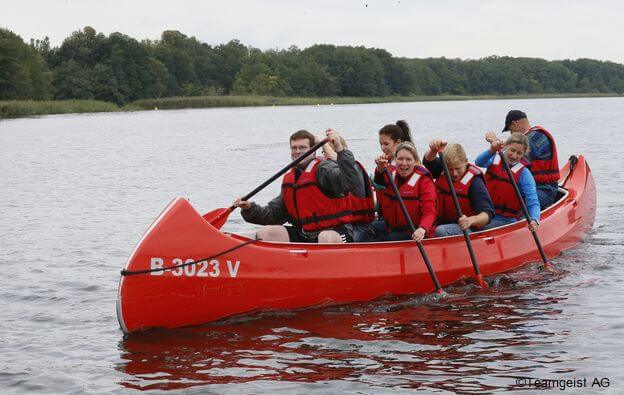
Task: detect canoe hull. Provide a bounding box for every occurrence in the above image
[117,155,596,333]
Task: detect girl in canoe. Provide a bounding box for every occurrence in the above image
[373,142,437,242]
[354,120,414,242]
[476,133,540,231]
[422,140,495,236]
[373,120,413,191]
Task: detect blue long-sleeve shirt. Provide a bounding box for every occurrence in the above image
[475,149,541,222]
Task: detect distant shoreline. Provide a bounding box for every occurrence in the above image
[1,93,621,119]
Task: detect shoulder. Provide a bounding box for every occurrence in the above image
[469,174,487,191]
[415,165,432,177]
[520,167,536,182]
[527,128,552,146]
[467,163,482,175]
[336,149,355,161]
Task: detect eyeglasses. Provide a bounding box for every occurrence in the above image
[290,145,310,152]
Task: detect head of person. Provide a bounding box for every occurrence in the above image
[379,120,412,159]
[502,110,530,134]
[289,130,316,166]
[443,143,468,182]
[322,136,347,161]
[504,133,530,165]
[394,142,421,178]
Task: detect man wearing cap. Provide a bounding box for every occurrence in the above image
[500,110,560,209]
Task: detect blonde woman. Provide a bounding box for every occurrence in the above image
[476,133,540,231]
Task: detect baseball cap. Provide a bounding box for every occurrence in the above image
[502,110,527,132]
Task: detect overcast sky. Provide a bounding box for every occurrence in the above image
[2,0,623,63]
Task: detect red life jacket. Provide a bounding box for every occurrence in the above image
[525,125,560,184]
[374,161,396,219]
[380,166,433,231]
[485,154,528,218]
[435,164,482,222]
[281,159,367,231]
[349,161,376,224]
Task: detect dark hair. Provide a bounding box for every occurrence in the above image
[289,130,315,147]
[379,120,412,143]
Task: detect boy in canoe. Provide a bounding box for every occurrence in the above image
[499,110,560,209]
[477,133,540,231]
[233,129,370,243]
[422,140,494,236]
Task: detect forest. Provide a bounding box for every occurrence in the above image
[2,26,624,105]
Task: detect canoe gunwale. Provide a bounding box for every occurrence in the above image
[224,187,572,247]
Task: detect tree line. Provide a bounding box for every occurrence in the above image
[2,26,624,104]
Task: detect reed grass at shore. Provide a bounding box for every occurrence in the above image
[131,93,621,111]
[1,93,620,119]
[0,99,126,118]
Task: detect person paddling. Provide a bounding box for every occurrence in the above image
[234,129,361,243]
[349,120,415,242]
[322,136,376,242]
[374,142,437,242]
[477,133,541,231]
[499,110,560,208]
[423,140,494,237]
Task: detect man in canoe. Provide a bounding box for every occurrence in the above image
[498,110,560,209]
[233,129,366,243]
[422,140,495,236]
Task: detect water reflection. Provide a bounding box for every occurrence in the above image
[118,267,572,392]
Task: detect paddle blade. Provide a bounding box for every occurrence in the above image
[542,261,560,274]
[475,274,489,288]
[202,207,233,229]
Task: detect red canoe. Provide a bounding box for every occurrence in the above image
[116,155,596,334]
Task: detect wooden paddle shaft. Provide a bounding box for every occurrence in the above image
[438,151,482,277]
[382,167,442,292]
[497,149,550,264]
[231,137,331,209]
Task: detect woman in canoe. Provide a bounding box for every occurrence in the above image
[476,133,540,231]
[373,142,437,242]
[422,140,495,236]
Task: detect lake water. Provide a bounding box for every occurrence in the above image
[1,98,623,394]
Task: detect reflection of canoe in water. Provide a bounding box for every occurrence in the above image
[116,155,596,334]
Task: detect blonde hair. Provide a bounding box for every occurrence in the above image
[443,143,467,164]
[505,132,530,154]
[395,142,421,163]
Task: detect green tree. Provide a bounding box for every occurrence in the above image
[52,60,94,99]
[0,28,52,100]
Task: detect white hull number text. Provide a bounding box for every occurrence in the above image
[149,257,240,278]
